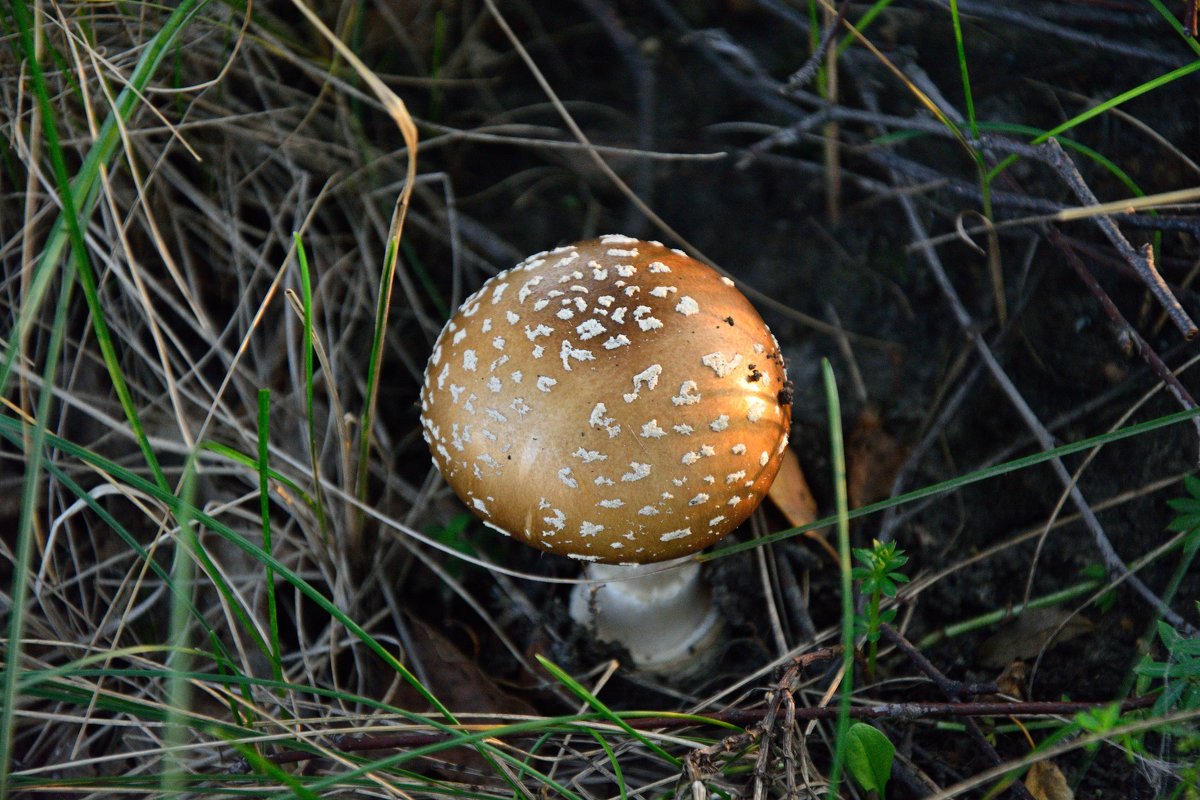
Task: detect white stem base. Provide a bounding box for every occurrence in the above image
[569,558,722,673]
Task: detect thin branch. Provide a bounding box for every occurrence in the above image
[1047,227,1200,450]
[882,624,1037,800]
[1040,138,1197,340]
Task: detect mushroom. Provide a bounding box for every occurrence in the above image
[420,235,791,671]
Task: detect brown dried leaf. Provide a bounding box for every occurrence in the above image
[401,617,538,780]
[768,446,841,564]
[976,607,1094,669]
[406,617,537,717]
[768,445,818,528]
[994,659,1029,700]
[846,407,909,510]
[1025,760,1074,800]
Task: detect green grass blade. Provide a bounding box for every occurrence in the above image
[704,404,1200,560]
[537,655,681,766]
[2,0,206,489]
[822,359,854,799]
[949,0,993,217]
[226,740,323,800]
[0,257,75,796]
[948,0,978,141]
[293,233,331,540]
[354,236,401,514]
[834,0,899,59]
[986,57,1200,183]
[162,454,200,796]
[871,122,1148,200]
[977,121,1148,199]
[1032,58,1200,145]
[258,389,284,684]
[589,729,628,800]
[1146,0,1200,55]
[199,440,314,508]
[916,579,1103,649]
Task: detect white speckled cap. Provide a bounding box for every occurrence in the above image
[420,236,792,564]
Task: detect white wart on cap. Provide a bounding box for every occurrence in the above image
[420,236,792,564]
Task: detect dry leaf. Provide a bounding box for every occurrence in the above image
[976,607,1094,669]
[994,659,1029,700]
[406,616,537,717]
[768,446,818,528]
[846,407,909,510]
[1025,760,1074,800]
[401,617,538,780]
[768,446,840,563]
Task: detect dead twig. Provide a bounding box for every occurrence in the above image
[1040,137,1198,340]
[882,624,1037,800]
[1046,227,1200,449]
[881,624,997,699]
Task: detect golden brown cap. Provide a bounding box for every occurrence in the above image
[419,236,791,563]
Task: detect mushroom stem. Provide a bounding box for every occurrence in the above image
[569,558,722,673]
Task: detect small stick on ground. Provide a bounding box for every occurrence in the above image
[882,624,1037,800]
[881,624,997,699]
[1047,227,1200,451]
[1041,137,1198,340]
[685,647,841,800]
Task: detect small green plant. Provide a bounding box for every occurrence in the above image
[1074,702,1145,761]
[1151,475,1200,719]
[1136,616,1200,717]
[1081,563,1118,613]
[1064,482,1200,798]
[427,513,478,580]
[853,540,909,681]
[1166,474,1200,559]
[1129,606,1200,798]
[844,722,896,798]
[1175,737,1200,800]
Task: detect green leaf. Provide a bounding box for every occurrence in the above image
[845,723,895,796]
[1166,497,1200,513]
[1158,621,1181,649]
[1075,702,1121,734]
[1168,513,1200,533]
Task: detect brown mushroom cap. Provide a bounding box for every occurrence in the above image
[419,236,792,564]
